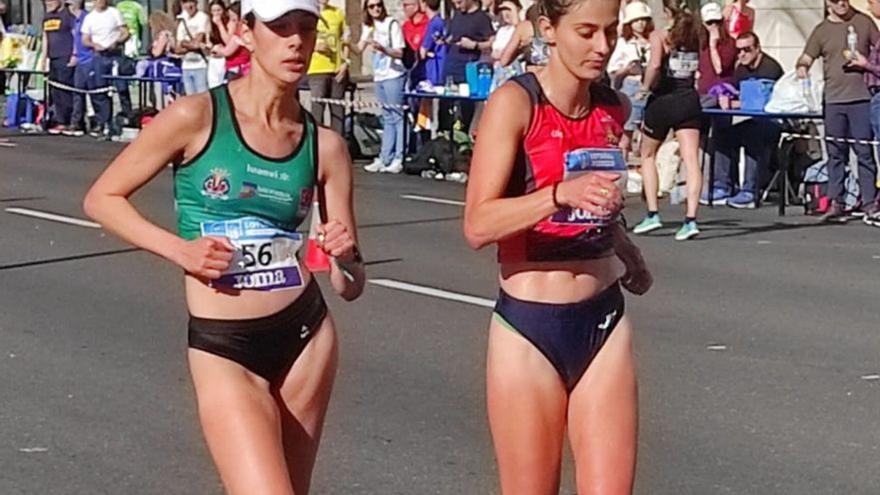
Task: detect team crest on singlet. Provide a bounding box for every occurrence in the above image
[202,168,231,199]
[600,115,620,146]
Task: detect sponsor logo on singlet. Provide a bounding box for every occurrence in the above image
[239,182,257,199]
[246,163,290,182]
[202,168,231,199]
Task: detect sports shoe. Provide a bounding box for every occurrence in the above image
[382,159,403,174]
[674,221,700,241]
[446,171,468,183]
[864,211,880,227]
[727,190,756,209]
[420,170,438,179]
[633,214,663,234]
[851,201,879,218]
[63,126,85,137]
[364,158,384,173]
[48,125,65,135]
[88,125,105,138]
[819,202,847,223]
[699,187,730,206]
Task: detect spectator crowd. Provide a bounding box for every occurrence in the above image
[3,0,880,226]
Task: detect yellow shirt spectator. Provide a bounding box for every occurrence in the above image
[308,6,348,75]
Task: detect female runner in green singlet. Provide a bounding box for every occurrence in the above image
[83,1,364,493]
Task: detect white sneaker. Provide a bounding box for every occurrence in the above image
[382,159,403,174]
[446,172,468,183]
[364,158,384,173]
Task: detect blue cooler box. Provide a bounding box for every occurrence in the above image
[739,78,775,112]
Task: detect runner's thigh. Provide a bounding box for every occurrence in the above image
[275,316,339,495]
[567,316,638,495]
[189,350,296,495]
[487,320,568,495]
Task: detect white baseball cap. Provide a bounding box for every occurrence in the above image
[622,1,652,24]
[700,2,723,23]
[241,0,320,21]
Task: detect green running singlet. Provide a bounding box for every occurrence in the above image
[174,85,319,241]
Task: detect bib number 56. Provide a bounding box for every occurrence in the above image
[240,242,273,268]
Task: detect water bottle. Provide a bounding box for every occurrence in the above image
[801,77,813,111]
[846,25,858,60]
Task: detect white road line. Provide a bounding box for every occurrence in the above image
[5,207,101,229]
[400,194,465,207]
[369,278,494,308]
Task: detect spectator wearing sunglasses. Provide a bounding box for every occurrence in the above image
[708,32,783,208]
[797,0,880,221]
[698,2,736,95]
[355,0,407,174]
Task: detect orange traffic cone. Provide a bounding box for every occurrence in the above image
[305,200,331,272]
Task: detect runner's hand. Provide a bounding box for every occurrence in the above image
[316,220,357,262]
[555,172,624,218]
[619,247,652,295]
[175,236,235,279]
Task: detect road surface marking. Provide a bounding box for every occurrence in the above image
[369,278,493,308]
[400,194,465,206]
[6,207,101,229]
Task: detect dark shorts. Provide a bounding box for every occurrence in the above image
[642,89,702,140]
[188,278,328,383]
[493,281,625,392]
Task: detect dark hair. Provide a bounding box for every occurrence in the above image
[362,0,387,26]
[664,0,700,52]
[228,1,241,17]
[622,17,654,40]
[423,0,440,11]
[209,0,228,45]
[525,4,539,23]
[536,0,575,25]
[736,30,759,47]
[494,0,521,15]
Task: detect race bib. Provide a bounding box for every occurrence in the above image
[551,148,627,226]
[667,51,699,79]
[200,217,304,292]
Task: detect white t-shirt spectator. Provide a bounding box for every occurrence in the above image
[81,7,126,51]
[360,17,405,82]
[176,10,210,70]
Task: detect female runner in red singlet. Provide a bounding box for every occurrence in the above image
[464,0,652,491]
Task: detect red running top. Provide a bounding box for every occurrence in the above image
[497,73,627,263]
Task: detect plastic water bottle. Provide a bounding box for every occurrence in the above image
[847,25,858,60]
[801,77,813,111]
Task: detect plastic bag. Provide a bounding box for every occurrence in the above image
[764,71,822,114]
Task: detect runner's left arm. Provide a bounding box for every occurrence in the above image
[609,223,652,295]
[316,127,365,300]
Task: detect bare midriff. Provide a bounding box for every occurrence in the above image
[184,270,314,320]
[498,256,623,304]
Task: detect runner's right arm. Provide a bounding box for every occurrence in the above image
[464,83,623,250]
[83,95,234,280]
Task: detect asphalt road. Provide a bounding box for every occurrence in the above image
[1,131,879,494]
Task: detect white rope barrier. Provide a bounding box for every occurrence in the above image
[46,79,115,95]
[310,96,408,111]
[781,132,880,146]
